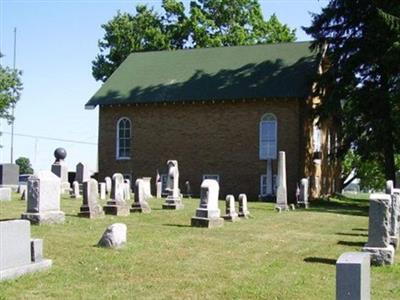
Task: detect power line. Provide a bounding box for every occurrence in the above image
[1,131,98,146]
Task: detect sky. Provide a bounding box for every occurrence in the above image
[0,0,327,174]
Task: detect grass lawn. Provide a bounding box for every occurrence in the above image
[0,193,399,299]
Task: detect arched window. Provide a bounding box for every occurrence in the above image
[116,117,131,159]
[259,113,277,160]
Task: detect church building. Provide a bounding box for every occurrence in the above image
[86,41,340,201]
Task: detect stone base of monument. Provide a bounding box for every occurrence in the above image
[390,236,399,249]
[275,204,289,212]
[0,258,52,281]
[130,202,151,213]
[222,214,240,222]
[362,245,395,266]
[78,205,105,219]
[103,201,130,216]
[21,211,65,225]
[297,202,309,209]
[191,216,224,228]
[238,212,250,219]
[191,208,224,228]
[162,196,184,210]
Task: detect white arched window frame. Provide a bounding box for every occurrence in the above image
[116,117,132,160]
[259,113,277,160]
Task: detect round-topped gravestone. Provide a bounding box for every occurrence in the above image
[54,147,67,163]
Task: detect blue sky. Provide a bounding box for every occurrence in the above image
[0,0,326,173]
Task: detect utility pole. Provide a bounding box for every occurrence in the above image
[10,27,16,163]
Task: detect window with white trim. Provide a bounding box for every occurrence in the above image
[259,113,277,160]
[116,117,131,159]
[202,174,220,183]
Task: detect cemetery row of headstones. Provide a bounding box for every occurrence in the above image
[335,180,400,300]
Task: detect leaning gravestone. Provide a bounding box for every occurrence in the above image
[131,179,151,213]
[191,179,224,228]
[103,173,130,216]
[222,195,239,222]
[0,163,19,191]
[276,151,289,211]
[105,176,112,194]
[336,252,370,300]
[238,194,250,218]
[362,193,394,265]
[21,171,65,225]
[0,219,52,281]
[162,160,183,209]
[50,148,70,194]
[75,162,90,183]
[97,223,127,249]
[298,178,309,208]
[78,179,104,219]
[0,187,12,201]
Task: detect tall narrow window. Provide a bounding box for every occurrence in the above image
[116,117,131,159]
[259,113,277,160]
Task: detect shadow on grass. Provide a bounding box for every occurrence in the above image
[65,214,81,218]
[352,228,368,231]
[304,257,336,265]
[163,223,192,228]
[337,240,366,247]
[308,194,369,217]
[335,232,368,237]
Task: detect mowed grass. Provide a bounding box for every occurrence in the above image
[0,193,400,300]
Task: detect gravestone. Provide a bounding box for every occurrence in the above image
[18,184,27,200]
[276,151,289,211]
[131,179,151,213]
[162,160,183,210]
[97,223,127,249]
[70,181,81,199]
[389,193,400,249]
[222,195,239,222]
[385,180,393,195]
[142,177,153,199]
[362,193,394,265]
[191,179,224,228]
[184,181,192,198]
[21,171,65,225]
[50,148,70,194]
[395,171,400,188]
[0,219,52,281]
[336,252,370,300]
[78,179,104,219]
[156,180,162,198]
[298,178,309,208]
[238,194,250,218]
[103,173,130,216]
[75,162,90,183]
[0,163,19,190]
[123,179,131,201]
[105,176,112,194]
[99,182,106,200]
[0,187,12,201]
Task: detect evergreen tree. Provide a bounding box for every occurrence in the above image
[304,1,400,184]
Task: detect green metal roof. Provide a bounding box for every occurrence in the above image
[85,41,318,108]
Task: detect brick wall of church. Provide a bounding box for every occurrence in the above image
[97,98,304,201]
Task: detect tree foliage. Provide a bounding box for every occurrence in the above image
[92,0,296,82]
[15,157,33,174]
[0,53,22,123]
[304,1,400,184]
